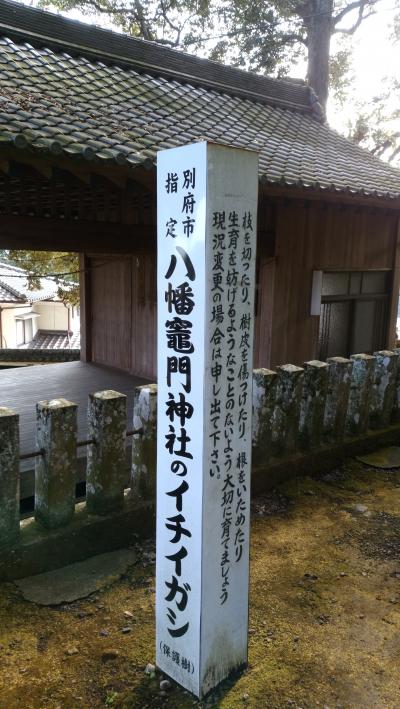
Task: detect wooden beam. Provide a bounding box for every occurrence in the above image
[91,172,127,191]
[260,183,400,212]
[52,167,90,187]
[0,215,156,253]
[0,146,156,192]
[27,160,53,181]
[64,167,91,185]
[79,253,92,363]
[2,145,397,210]
[8,160,52,181]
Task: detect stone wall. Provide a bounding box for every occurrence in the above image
[1,351,400,580]
[0,349,80,363]
[252,350,400,462]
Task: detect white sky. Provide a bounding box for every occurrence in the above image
[16,0,400,141]
[329,0,399,133]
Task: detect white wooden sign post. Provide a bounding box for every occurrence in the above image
[156,141,258,698]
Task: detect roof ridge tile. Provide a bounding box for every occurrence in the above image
[0,0,320,117]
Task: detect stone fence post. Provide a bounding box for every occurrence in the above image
[370,350,398,429]
[273,364,304,454]
[300,360,329,449]
[131,383,157,500]
[35,398,77,529]
[87,390,127,515]
[252,368,277,465]
[324,357,353,441]
[0,407,20,547]
[346,354,376,436]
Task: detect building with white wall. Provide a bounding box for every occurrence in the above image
[0,261,79,349]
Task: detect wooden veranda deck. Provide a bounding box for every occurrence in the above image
[0,361,148,473]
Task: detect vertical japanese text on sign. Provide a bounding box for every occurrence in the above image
[156,142,258,699]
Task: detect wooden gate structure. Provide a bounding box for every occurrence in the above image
[0,0,400,380]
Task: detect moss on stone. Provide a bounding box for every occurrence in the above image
[1,459,400,707]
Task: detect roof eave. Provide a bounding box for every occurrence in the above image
[260,180,400,210]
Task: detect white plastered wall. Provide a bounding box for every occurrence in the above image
[33,300,70,330]
[0,304,38,348]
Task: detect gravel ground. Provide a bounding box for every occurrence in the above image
[0,458,400,708]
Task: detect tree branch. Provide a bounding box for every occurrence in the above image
[333,0,379,27]
[70,0,142,16]
[370,140,392,156]
[369,132,400,156]
[334,7,376,34]
[159,1,180,34]
[132,0,156,41]
[389,144,400,162]
[278,32,308,46]
[60,0,184,44]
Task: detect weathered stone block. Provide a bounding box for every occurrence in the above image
[300,360,329,449]
[273,364,304,454]
[35,398,77,529]
[252,368,277,465]
[0,407,19,547]
[87,390,127,515]
[131,384,157,500]
[370,350,398,429]
[346,354,376,436]
[324,357,353,440]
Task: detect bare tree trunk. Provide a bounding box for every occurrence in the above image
[302,0,334,111]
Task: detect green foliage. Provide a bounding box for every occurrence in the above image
[328,40,353,106]
[348,77,400,166]
[1,251,80,305]
[38,0,399,151]
[105,691,119,706]
[204,0,307,77]
[38,0,392,108]
[38,0,212,46]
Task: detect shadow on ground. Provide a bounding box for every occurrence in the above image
[1,458,400,708]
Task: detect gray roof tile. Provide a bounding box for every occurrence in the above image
[25,329,80,350]
[0,261,58,302]
[0,1,399,199]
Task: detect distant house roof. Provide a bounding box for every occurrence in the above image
[22,329,81,350]
[0,260,58,303]
[1,0,400,201]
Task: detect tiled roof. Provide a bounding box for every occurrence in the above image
[0,0,318,116]
[0,260,58,302]
[21,329,81,350]
[1,1,400,200]
[0,282,20,302]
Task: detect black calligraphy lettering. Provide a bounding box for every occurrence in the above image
[182,217,195,237]
[166,317,194,353]
[166,392,194,427]
[165,217,177,238]
[182,193,195,214]
[166,480,189,511]
[165,425,193,459]
[171,460,188,477]
[166,545,187,576]
[165,576,191,611]
[166,355,191,393]
[182,167,195,189]
[165,172,178,193]
[165,247,196,282]
[166,514,192,544]
[165,282,195,315]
